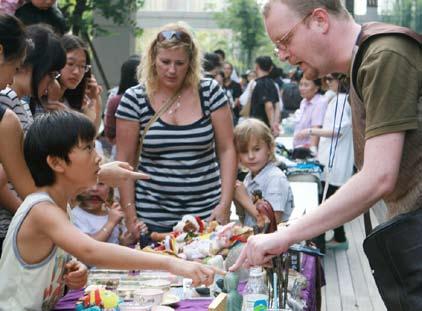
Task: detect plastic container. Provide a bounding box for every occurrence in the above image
[242,267,269,311]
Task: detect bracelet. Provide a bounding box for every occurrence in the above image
[125,203,134,209]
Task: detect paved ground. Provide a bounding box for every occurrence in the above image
[321,210,386,311]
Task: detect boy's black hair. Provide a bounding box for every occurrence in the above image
[61,34,91,111]
[0,14,27,62]
[255,56,273,72]
[25,24,66,111]
[24,111,96,187]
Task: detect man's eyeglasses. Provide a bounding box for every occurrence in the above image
[66,63,91,73]
[325,76,334,82]
[273,11,313,55]
[157,30,191,44]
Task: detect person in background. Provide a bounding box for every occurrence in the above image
[223,61,242,125]
[280,68,302,119]
[293,77,328,151]
[249,56,280,136]
[0,0,25,14]
[0,23,67,257]
[203,52,222,79]
[47,34,102,131]
[233,118,293,227]
[296,74,353,252]
[214,48,240,83]
[104,55,140,151]
[0,13,33,257]
[116,22,237,234]
[15,0,67,35]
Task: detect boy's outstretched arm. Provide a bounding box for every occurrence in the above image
[32,202,220,287]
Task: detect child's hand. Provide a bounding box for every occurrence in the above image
[170,259,222,287]
[64,260,88,289]
[233,181,249,202]
[108,202,124,225]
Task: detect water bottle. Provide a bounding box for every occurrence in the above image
[242,267,269,311]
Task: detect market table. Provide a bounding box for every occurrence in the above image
[53,251,322,311]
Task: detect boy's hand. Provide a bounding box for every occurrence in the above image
[108,202,124,225]
[64,260,88,289]
[170,259,224,287]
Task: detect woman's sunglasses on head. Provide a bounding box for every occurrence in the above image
[157,30,191,44]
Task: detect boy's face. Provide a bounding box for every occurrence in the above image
[32,0,56,10]
[238,136,271,176]
[65,140,101,191]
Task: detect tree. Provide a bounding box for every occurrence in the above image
[58,0,145,37]
[380,0,422,33]
[215,0,268,69]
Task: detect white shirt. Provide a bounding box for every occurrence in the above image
[243,162,294,226]
[71,206,120,244]
[318,93,354,186]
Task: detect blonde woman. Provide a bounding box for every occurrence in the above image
[116,22,237,235]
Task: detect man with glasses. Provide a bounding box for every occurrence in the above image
[231,1,421,309]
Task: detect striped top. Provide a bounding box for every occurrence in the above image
[0,87,33,133]
[116,78,228,232]
[0,88,34,238]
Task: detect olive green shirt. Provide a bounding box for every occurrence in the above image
[355,35,421,139]
[352,34,422,218]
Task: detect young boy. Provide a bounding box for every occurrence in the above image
[0,111,216,310]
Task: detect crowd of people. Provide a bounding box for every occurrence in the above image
[0,0,420,310]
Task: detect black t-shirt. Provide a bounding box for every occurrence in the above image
[15,3,67,35]
[250,76,279,127]
[224,80,242,100]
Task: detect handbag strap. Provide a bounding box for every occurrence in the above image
[364,211,373,236]
[135,89,182,170]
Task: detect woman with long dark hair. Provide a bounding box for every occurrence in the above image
[48,34,103,130]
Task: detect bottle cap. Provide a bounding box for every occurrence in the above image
[249,267,263,276]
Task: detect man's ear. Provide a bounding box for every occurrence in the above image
[46,155,66,173]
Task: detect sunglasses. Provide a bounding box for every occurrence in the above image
[157,31,191,44]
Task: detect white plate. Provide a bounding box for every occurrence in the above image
[152,306,174,311]
[161,293,180,306]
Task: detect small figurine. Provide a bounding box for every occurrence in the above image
[252,190,277,233]
[224,272,243,311]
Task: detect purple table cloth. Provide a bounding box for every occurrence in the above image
[53,255,323,311]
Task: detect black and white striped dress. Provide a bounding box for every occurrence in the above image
[116,78,228,232]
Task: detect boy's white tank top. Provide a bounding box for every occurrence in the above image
[0,192,70,310]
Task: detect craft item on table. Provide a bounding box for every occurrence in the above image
[206,255,225,295]
[75,289,120,310]
[147,215,253,260]
[224,272,243,311]
[251,190,277,233]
